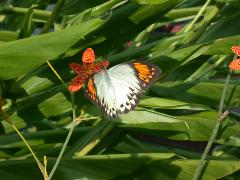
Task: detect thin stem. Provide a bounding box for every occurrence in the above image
[218,72,232,116]
[0,111,45,178]
[48,94,76,180]
[192,71,231,180]
[184,0,212,33]
[71,93,76,120]
[46,61,67,89]
[48,121,76,180]
[12,124,44,172]
[44,156,48,180]
[75,116,100,125]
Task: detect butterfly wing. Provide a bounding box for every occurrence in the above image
[85,61,160,118]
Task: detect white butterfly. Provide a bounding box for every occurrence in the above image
[85,61,161,118]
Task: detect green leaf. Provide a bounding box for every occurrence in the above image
[0,31,18,42]
[118,109,184,124]
[151,80,240,107]
[0,18,104,80]
[129,0,183,23]
[132,0,182,5]
[139,96,211,110]
[0,154,239,180]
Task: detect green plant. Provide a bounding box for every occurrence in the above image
[0,0,240,179]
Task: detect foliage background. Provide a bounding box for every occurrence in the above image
[0,0,240,179]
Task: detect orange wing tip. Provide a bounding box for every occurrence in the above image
[229,59,240,70]
[82,48,96,63]
[231,46,240,56]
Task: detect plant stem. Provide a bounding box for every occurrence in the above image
[48,121,76,180]
[12,124,44,171]
[71,94,76,120]
[48,94,76,180]
[192,71,231,180]
[0,6,51,19]
[184,0,212,33]
[46,61,67,88]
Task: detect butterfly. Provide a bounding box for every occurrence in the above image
[229,46,240,70]
[69,48,161,118]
